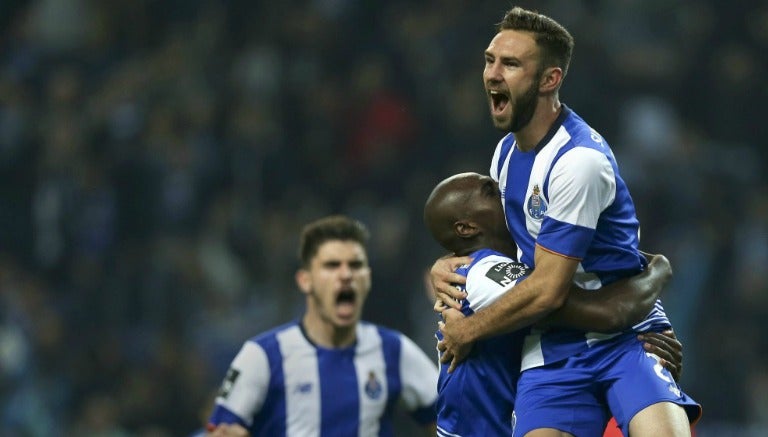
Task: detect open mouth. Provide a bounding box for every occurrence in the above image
[336,290,357,318]
[490,90,510,114]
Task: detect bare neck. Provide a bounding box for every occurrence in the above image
[301,311,356,348]
[455,239,518,260]
[515,98,562,152]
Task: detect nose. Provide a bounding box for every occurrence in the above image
[338,263,353,280]
[484,61,502,83]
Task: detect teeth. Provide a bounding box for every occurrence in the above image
[490,91,499,95]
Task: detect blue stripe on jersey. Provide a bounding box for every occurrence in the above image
[504,144,537,267]
[209,406,248,429]
[378,327,402,436]
[537,216,595,259]
[252,329,286,435]
[318,347,358,436]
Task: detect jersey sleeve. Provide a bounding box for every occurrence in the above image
[465,254,528,311]
[537,147,616,259]
[208,341,270,428]
[397,334,438,424]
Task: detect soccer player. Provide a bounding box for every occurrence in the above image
[425,172,683,437]
[430,6,701,437]
[206,215,438,437]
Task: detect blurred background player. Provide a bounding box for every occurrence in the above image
[206,215,438,436]
[425,172,683,437]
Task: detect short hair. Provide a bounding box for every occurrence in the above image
[497,6,574,78]
[298,215,370,267]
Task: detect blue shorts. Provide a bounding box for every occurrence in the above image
[513,332,701,437]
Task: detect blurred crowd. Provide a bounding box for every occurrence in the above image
[0,0,766,435]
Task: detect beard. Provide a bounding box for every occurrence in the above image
[494,73,541,133]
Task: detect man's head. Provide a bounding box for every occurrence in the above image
[296,215,372,330]
[483,6,574,132]
[424,173,513,257]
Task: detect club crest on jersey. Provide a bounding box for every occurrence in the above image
[527,184,547,220]
[364,371,383,399]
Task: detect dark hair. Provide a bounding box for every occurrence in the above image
[497,6,574,78]
[298,215,370,267]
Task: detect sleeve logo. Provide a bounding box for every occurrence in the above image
[485,261,530,287]
[218,368,241,399]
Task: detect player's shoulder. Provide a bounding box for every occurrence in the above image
[246,320,300,345]
[468,251,530,287]
[561,107,612,155]
[467,248,515,270]
[359,320,403,343]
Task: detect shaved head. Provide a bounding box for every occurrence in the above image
[424,172,513,256]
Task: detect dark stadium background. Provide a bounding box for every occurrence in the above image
[1,1,766,435]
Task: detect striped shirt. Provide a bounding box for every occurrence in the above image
[208,320,438,436]
[436,249,530,437]
[490,105,671,371]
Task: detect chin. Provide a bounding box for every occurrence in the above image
[492,118,512,131]
[335,317,359,328]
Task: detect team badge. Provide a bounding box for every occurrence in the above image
[364,371,383,399]
[526,184,548,220]
[218,368,240,399]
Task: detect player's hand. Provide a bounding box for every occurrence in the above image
[206,423,250,436]
[638,329,683,381]
[437,308,473,373]
[430,255,472,311]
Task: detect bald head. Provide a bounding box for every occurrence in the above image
[424,172,511,256]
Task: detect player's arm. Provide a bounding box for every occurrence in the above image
[439,245,578,371]
[207,341,269,433]
[206,423,250,437]
[397,334,439,432]
[538,252,671,332]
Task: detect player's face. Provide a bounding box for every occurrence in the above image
[301,240,371,329]
[483,30,543,132]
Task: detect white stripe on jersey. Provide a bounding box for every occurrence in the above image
[547,146,616,228]
[465,254,523,310]
[398,334,440,410]
[277,326,322,436]
[223,342,270,425]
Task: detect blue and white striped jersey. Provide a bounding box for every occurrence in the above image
[489,105,672,371]
[208,320,438,436]
[436,248,530,437]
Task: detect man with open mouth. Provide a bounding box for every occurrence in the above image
[206,215,438,436]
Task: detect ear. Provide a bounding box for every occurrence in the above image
[296,268,311,295]
[539,67,563,93]
[454,220,479,238]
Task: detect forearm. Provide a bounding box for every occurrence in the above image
[540,285,641,332]
[462,274,567,342]
[540,254,670,332]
